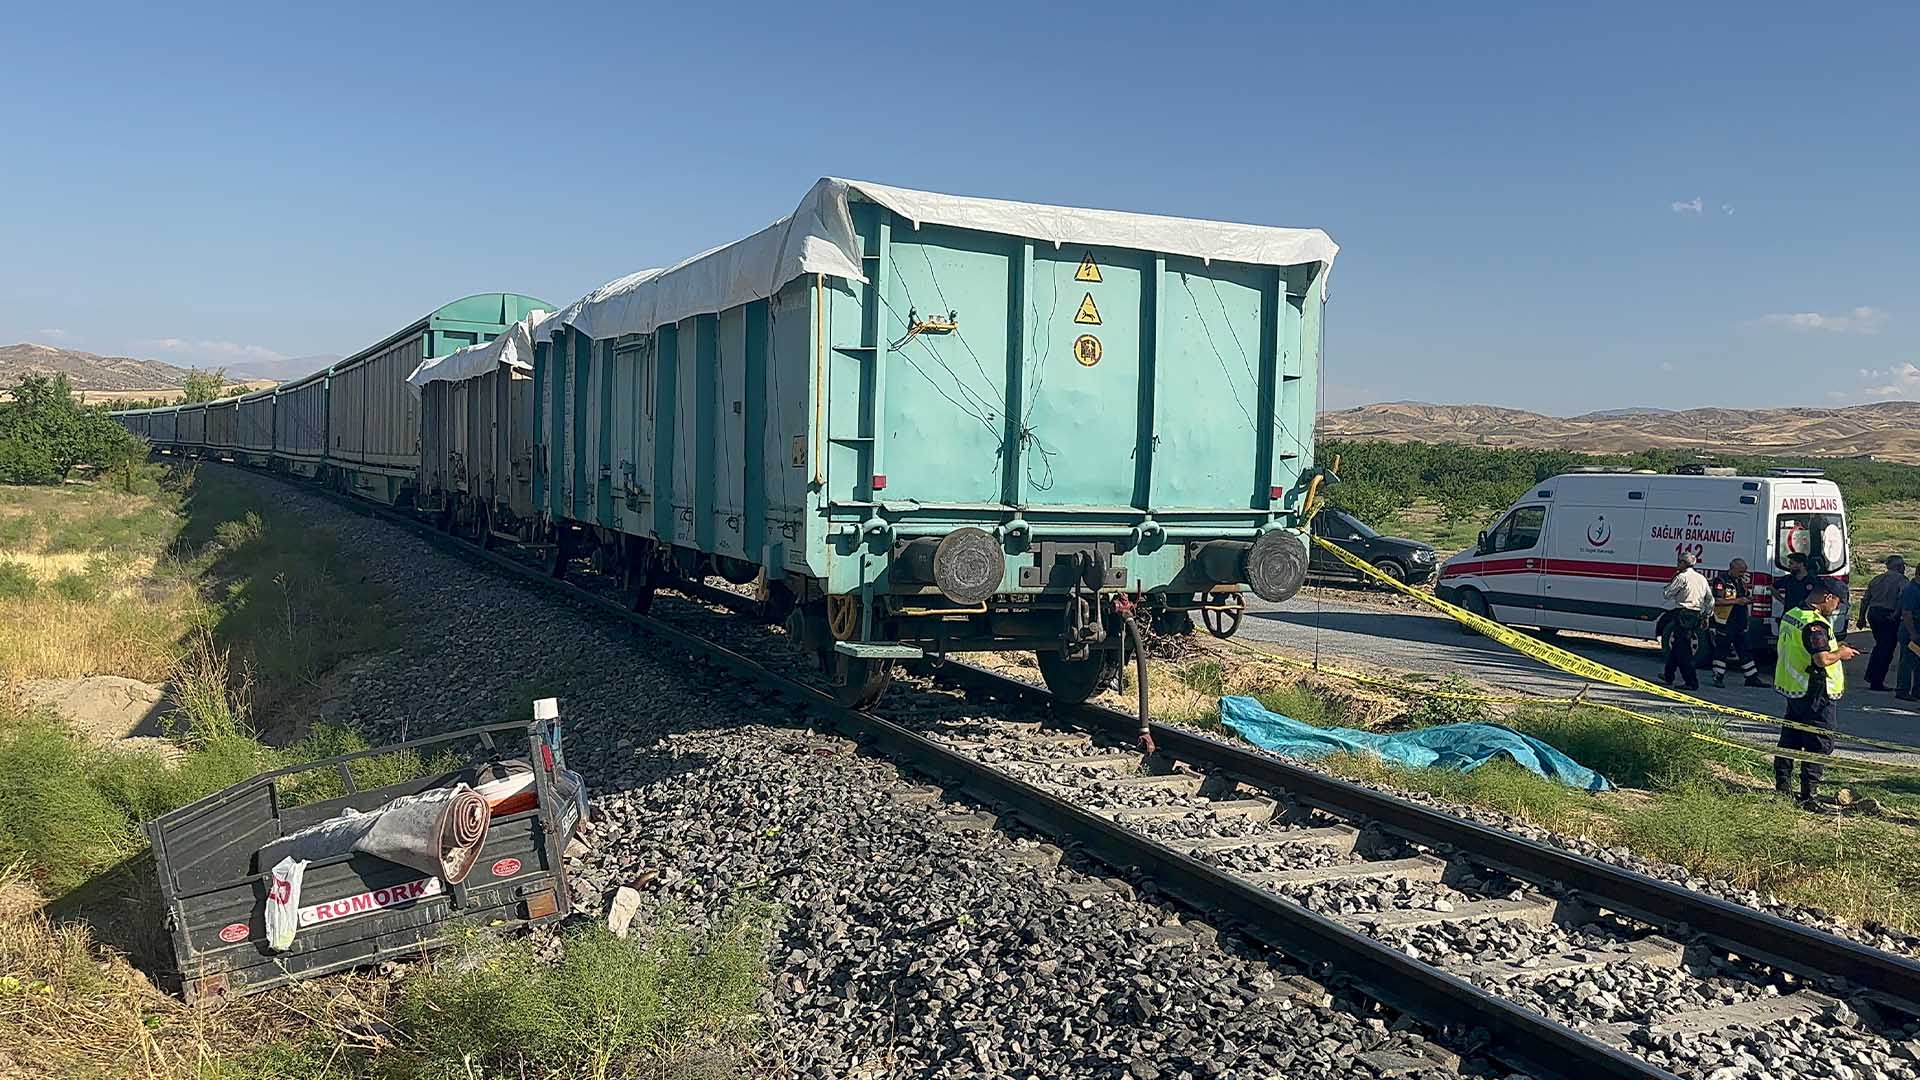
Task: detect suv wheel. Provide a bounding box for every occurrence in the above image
[1371,558,1407,587]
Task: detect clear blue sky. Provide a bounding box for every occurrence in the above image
[3,2,1914,412]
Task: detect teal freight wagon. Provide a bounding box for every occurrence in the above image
[536,180,1336,708]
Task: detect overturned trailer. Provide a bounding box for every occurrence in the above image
[145,711,583,1001]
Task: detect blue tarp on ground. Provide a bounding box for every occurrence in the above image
[1218,695,1614,792]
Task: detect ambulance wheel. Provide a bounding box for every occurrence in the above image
[1457,588,1492,631]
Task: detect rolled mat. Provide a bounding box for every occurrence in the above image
[261,783,493,884]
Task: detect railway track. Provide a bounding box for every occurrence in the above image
[203,459,1920,1080]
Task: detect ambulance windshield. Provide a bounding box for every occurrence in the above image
[1775,513,1848,575]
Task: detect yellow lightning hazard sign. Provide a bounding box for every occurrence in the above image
[1075,252,1102,282]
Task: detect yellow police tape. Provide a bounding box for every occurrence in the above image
[1280,536,1920,777]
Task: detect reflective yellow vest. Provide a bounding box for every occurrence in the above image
[1775,607,1845,700]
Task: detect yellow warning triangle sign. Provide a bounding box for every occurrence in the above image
[1074,293,1102,325]
[1075,252,1102,282]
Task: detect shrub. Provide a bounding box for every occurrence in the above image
[48,571,102,602]
[394,911,773,1080]
[0,561,35,600]
[1399,675,1495,727]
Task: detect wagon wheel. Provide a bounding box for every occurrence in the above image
[820,649,893,710]
[623,559,656,615]
[1202,594,1245,639]
[1037,649,1120,703]
[474,503,495,551]
[541,531,568,579]
[759,577,797,627]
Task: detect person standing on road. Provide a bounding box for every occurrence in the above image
[1898,572,1920,702]
[1661,551,1712,691]
[1774,582,1858,808]
[1779,552,1815,614]
[1708,558,1765,687]
[1859,555,1909,691]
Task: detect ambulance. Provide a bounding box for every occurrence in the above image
[1434,468,1850,652]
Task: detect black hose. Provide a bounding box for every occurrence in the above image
[1123,617,1155,755]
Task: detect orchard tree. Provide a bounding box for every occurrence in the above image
[0,374,145,484]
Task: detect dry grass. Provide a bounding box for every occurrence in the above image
[0,863,391,1080]
[0,591,196,686]
[0,478,196,689]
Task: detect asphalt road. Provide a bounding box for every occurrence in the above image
[1237,593,1920,769]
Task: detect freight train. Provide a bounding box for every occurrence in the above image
[117,179,1338,711]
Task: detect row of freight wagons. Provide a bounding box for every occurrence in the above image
[117,295,549,502]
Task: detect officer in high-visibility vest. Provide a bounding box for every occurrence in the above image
[1774,582,1859,807]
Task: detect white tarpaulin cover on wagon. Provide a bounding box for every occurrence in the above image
[404,309,553,395]
[535,177,1339,345]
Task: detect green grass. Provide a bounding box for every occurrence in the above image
[1251,683,1350,729]
[385,913,772,1080]
[1183,643,1920,932]
[181,486,397,716]
[1505,704,1756,790]
[1616,784,1920,930]
[0,694,435,895]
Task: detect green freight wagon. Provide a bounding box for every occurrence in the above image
[325,294,549,504]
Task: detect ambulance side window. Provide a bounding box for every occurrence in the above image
[1490,506,1547,552]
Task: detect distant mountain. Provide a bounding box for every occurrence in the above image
[0,342,204,392]
[1574,407,1675,420]
[228,354,340,383]
[1320,401,1920,464]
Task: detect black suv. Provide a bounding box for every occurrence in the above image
[1309,509,1439,585]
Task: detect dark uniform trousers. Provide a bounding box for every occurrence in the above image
[1662,612,1702,688]
[1865,608,1899,688]
[1774,695,1835,799]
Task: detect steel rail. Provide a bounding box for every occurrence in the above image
[215,465,1678,1080]
[931,660,1920,1019]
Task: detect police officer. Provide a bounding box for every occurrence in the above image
[1708,558,1766,687]
[1773,581,1859,808]
[1779,552,1815,613]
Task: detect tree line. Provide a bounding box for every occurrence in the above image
[1319,438,1918,525]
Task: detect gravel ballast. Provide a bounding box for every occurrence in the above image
[231,469,1463,1079]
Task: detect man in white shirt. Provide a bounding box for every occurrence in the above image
[1661,551,1713,691]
